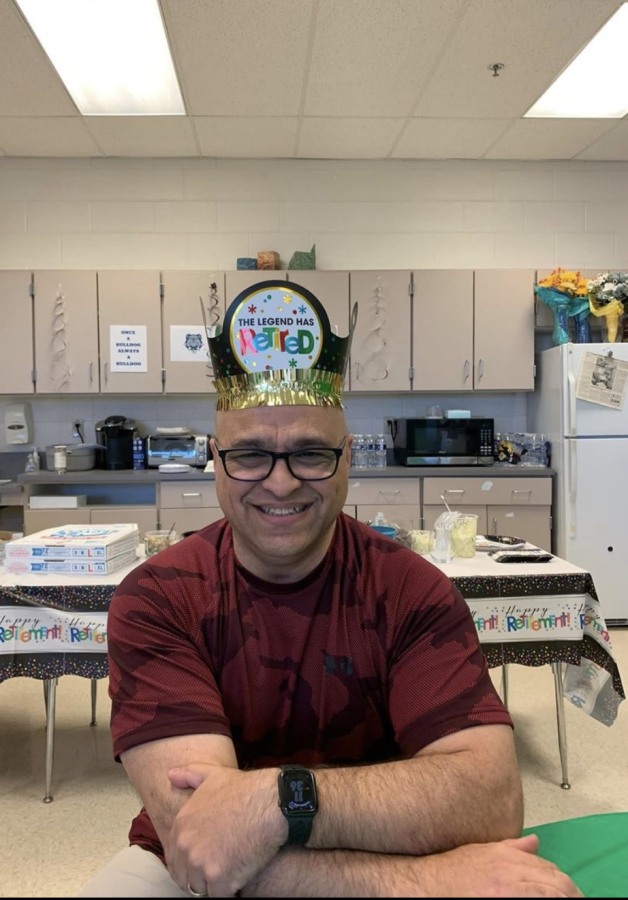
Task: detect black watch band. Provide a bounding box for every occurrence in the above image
[278,764,318,846]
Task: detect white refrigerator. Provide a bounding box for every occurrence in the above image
[529,342,628,625]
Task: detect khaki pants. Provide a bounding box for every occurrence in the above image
[78,845,190,898]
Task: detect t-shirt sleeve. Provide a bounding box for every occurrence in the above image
[386,563,512,755]
[108,561,231,759]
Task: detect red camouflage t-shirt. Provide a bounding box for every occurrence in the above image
[108,514,512,858]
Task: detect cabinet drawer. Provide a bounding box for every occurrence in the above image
[423,476,551,506]
[347,478,420,506]
[160,481,219,509]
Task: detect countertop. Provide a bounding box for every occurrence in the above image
[15,464,555,485]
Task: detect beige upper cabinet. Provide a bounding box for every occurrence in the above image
[287,271,351,390]
[162,271,226,394]
[97,271,163,394]
[0,271,34,395]
[413,269,535,392]
[413,270,474,392]
[33,271,99,394]
[474,270,535,391]
[349,270,412,392]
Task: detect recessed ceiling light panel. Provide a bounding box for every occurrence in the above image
[525,3,628,118]
[16,0,185,115]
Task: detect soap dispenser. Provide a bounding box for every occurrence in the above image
[5,402,33,445]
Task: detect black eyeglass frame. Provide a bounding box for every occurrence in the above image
[214,437,348,482]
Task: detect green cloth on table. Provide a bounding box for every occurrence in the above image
[522,812,628,898]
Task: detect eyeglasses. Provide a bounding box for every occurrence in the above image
[215,437,348,482]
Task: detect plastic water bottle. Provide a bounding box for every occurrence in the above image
[352,434,368,469]
[365,433,375,467]
[374,434,387,468]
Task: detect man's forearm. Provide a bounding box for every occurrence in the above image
[308,744,522,856]
[241,846,414,899]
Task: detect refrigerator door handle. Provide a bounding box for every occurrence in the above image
[567,347,577,437]
[569,439,577,538]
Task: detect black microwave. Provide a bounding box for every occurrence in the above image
[391,417,494,466]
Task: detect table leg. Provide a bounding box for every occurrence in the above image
[43,678,57,803]
[90,678,98,727]
[501,664,509,709]
[551,662,570,790]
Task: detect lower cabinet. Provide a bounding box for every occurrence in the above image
[347,477,421,532]
[158,480,225,534]
[24,506,157,539]
[422,476,552,551]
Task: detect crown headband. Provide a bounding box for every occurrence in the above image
[208,280,357,410]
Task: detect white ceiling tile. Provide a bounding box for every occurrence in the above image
[415,0,622,118]
[0,118,102,157]
[485,119,616,160]
[298,119,404,158]
[194,118,298,157]
[393,118,512,159]
[84,117,198,157]
[304,0,467,117]
[0,0,77,116]
[576,122,628,160]
[162,0,312,115]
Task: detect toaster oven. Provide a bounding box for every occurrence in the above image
[146,434,209,468]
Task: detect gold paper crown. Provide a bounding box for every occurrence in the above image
[209,280,357,411]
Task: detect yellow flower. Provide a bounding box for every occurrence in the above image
[538,267,588,297]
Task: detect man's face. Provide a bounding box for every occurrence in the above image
[212,405,351,581]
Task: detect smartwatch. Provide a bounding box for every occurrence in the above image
[277,764,318,846]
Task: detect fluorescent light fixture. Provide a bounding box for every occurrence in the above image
[526,3,628,118]
[15,0,185,115]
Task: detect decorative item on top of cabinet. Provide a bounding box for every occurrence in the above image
[97,271,163,394]
[535,269,600,338]
[33,271,99,393]
[288,244,316,270]
[534,269,590,345]
[161,272,225,394]
[257,250,280,270]
[349,271,412,392]
[0,271,35,395]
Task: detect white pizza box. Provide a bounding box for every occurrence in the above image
[4,546,138,575]
[5,523,139,560]
[29,495,88,509]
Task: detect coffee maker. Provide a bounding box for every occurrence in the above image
[95,416,136,470]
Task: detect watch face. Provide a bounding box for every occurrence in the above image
[279,770,317,814]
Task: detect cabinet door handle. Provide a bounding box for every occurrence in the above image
[378,489,400,496]
[511,489,532,495]
[104,362,109,383]
[464,359,470,381]
[183,492,202,498]
[444,489,465,495]
[478,359,484,380]
[89,362,94,383]
[493,517,497,532]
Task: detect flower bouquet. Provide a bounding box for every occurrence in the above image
[534,269,590,345]
[587,272,628,343]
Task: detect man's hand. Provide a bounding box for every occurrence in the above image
[413,835,582,898]
[166,762,287,898]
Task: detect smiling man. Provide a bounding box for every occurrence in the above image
[79,282,580,899]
